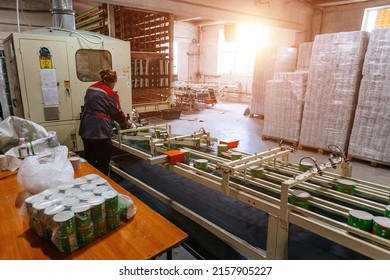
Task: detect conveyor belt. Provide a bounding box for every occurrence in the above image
[111,152,369,260]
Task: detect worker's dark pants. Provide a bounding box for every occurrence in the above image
[82,138,112,175]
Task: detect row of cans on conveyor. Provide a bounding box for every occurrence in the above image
[24,174,136,254]
[262,160,390,240]
[347,209,390,239]
[288,183,390,240]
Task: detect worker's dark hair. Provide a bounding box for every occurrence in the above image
[99,69,117,83]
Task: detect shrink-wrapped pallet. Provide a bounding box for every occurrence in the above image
[250,48,297,117]
[0,56,11,119]
[263,71,308,143]
[349,28,390,164]
[297,42,313,71]
[299,31,369,151]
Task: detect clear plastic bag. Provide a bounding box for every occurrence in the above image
[17,146,74,194]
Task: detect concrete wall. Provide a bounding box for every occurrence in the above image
[174,22,199,82]
[0,0,52,48]
[312,0,390,37]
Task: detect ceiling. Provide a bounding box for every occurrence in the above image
[302,0,371,7]
[71,0,374,27]
[72,0,372,13]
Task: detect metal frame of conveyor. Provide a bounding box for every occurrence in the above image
[110,127,390,260]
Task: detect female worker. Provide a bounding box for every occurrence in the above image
[79,69,132,175]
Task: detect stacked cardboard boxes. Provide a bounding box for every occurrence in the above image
[263,71,308,143]
[299,31,369,151]
[297,42,313,71]
[348,28,390,164]
[251,48,297,117]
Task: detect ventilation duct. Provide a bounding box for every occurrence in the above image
[50,0,76,30]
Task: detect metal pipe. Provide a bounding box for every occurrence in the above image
[50,0,76,30]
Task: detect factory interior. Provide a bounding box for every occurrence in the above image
[0,0,390,262]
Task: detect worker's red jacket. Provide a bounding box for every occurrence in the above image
[78,81,127,139]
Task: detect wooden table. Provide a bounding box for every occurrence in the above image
[0,162,187,260]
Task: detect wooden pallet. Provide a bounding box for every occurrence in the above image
[347,154,390,168]
[261,135,298,148]
[297,144,331,156]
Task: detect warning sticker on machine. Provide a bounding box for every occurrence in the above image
[40,57,52,69]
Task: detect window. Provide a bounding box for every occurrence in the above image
[218,24,268,74]
[361,5,390,32]
[75,50,112,82]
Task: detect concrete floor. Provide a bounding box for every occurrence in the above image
[144,101,390,186]
[123,101,390,260]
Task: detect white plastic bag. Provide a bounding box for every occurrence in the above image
[17,145,74,194]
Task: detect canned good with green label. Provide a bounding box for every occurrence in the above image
[118,194,136,221]
[385,205,390,218]
[55,232,79,254]
[194,159,208,171]
[348,209,373,232]
[249,166,265,178]
[372,216,390,239]
[61,196,80,210]
[53,211,77,237]
[76,222,95,247]
[25,193,45,217]
[71,203,92,229]
[43,204,65,240]
[103,189,119,213]
[230,152,242,160]
[335,179,356,195]
[88,196,106,221]
[289,190,311,209]
[217,144,228,156]
[106,210,121,231]
[93,217,107,237]
[180,149,190,163]
[31,199,54,238]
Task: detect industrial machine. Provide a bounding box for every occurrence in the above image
[109,126,390,259]
[2,0,132,151]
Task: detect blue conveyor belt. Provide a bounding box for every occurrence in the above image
[111,152,369,260]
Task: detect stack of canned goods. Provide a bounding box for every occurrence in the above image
[24,173,135,254]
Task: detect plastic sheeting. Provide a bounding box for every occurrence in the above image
[299,31,369,151]
[0,116,52,170]
[297,42,313,71]
[263,71,308,142]
[0,116,49,153]
[0,55,11,120]
[349,28,390,164]
[250,47,297,116]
